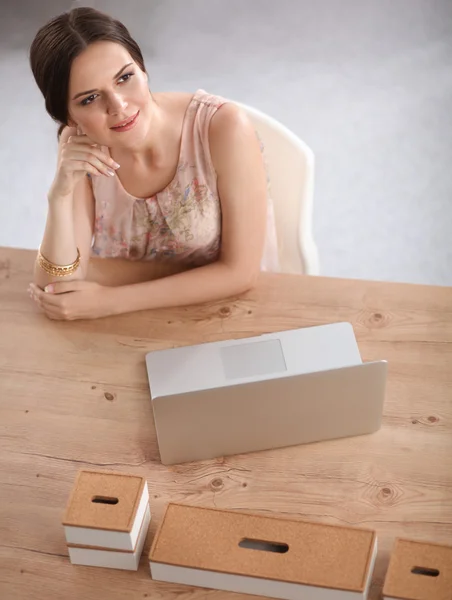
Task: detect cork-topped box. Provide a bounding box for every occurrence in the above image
[383,538,452,600]
[149,504,378,600]
[63,470,150,569]
[63,470,149,550]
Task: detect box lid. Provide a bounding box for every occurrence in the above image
[383,538,452,600]
[150,504,376,592]
[146,323,361,399]
[63,470,146,532]
[67,506,151,553]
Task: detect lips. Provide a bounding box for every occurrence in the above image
[110,110,139,130]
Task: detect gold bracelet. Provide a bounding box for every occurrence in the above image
[37,247,81,277]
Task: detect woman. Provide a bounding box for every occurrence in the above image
[28,7,279,321]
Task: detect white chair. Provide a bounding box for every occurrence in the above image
[236,102,319,275]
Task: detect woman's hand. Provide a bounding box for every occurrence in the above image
[49,126,120,199]
[28,280,113,321]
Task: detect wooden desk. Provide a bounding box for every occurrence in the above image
[1,247,451,600]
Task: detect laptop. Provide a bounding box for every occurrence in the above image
[145,322,387,465]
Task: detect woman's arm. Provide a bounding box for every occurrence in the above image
[33,126,117,289]
[34,176,94,289]
[105,103,267,314]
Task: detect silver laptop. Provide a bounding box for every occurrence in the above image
[145,322,387,465]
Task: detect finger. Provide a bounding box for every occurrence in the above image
[30,285,63,307]
[65,145,120,172]
[32,293,44,310]
[71,160,104,177]
[41,293,66,307]
[67,134,98,145]
[59,151,104,176]
[45,281,82,294]
[59,126,78,144]
[31,288,52,307]
[43,307,65,321]
[29,290,43,311]
[29,284,43,304]
[69,152,117,177]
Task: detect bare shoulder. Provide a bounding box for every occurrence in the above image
[209,102,260,174]
[210,102,254,140]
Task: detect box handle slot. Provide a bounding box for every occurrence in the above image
[239,538,289,553]
[411,566,440,577]
[91,496,119,505]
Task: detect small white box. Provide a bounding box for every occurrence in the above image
[63,470,150,566]
[383,538,452,600]
[150,504,378,600]
[68,506,151,570]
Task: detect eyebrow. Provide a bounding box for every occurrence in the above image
[72,63,134,100]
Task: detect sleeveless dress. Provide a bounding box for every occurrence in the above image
[90,89,280,272]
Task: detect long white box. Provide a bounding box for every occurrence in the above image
[150,504,378,600]
[145,323,387,464]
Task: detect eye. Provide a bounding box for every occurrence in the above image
[78,72,134,107]
[80,94,97,106]
[118,72,134,84]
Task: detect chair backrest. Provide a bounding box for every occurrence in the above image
[235,102,319,275]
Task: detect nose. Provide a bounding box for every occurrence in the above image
[107,93,128,116]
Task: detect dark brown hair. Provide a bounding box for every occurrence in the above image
[29,6,147,136]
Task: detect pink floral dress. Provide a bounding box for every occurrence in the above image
[90,89,279,271]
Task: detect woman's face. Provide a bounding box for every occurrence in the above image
[67,41,151,148]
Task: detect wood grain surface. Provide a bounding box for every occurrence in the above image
[1,247,451,600]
